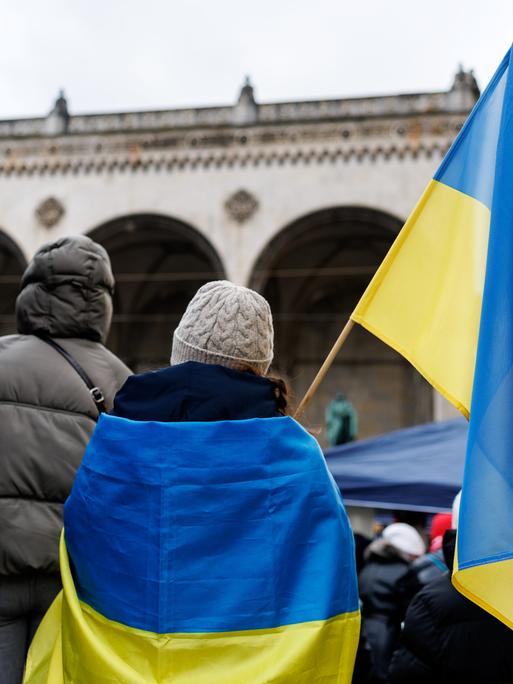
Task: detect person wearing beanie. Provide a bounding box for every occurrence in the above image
[358,523,425,683]
[25,281,361,684]
[0,236,130,683]
[112,281,283,422]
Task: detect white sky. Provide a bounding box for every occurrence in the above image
[1,0,513,118]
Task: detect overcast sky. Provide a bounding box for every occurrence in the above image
[1,0,512,118]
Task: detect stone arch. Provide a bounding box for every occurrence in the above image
[88,213,226,371]
[0,230,27,336]
[249,206,432,439]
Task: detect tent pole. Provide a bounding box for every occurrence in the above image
[294,318,355,421]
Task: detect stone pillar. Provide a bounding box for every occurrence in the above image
[347,506,375,537]
[432,389,461,421]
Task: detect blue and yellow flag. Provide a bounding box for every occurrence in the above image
[25,414,360,683]
[352,46,513,627]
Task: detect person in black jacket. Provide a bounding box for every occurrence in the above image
[388,529,513,683]
[395,511,452,605]
[358,522,425,683]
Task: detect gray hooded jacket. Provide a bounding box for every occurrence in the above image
[0,236,130,575]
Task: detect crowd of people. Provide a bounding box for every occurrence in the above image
[2,234,513,682]
[355,497,513,682]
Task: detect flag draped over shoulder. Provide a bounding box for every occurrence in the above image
[352,46,513,628]
[24,414,360,684]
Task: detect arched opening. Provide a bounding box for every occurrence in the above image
[0,232,27,336]
[250,207,432,439]
[88,214,225,371]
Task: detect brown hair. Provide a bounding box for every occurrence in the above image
[238,364,292,416]
[266,374,291,416]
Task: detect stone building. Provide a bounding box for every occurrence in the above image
[0,69,479,436]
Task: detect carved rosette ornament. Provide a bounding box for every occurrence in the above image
[225,189,259,223]
[36,197,65,228]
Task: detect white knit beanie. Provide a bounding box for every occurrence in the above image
[382,523,426,559]
[171,281,274,374]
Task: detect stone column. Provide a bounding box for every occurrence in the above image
[432,389,461,421]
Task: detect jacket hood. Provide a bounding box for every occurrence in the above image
[111,361,281,422]
[16,236,114,342]
[365,537,412,564]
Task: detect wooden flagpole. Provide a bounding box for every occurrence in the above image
[294,318,355,421]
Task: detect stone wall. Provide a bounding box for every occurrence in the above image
[0,72,478,437]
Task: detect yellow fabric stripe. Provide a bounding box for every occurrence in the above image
[352,179,490,417]
[453,545,513,631]
[24,535,360,684]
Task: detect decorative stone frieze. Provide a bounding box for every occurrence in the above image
[0,69,475,182]
[0,113,467,174]
[0,140,453,178]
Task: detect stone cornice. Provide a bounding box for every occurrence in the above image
[0,112,464,158]
[0,85,477,140]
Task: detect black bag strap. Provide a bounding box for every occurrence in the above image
[37,335,106,416]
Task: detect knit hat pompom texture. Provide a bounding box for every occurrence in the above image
[171,281,274,374]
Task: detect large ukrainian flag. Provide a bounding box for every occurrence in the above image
[352,47,513,627]
[24,414,360,683]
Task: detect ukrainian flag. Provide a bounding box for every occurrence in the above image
[24,414,360,683]
[352,47,513,627]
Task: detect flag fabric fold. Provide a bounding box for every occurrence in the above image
[24,414,360,683]
[352,51,508,417]
[352,46,513,628]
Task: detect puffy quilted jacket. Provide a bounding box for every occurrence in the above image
[0,236,130,575]
[388,531,513,683]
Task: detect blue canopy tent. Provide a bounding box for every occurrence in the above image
[324,418,467,513]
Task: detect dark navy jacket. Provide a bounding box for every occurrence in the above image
[111,361,281,422]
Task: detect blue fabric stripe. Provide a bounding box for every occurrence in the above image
[64,414,358,633]
[458,46,513,569]
[434,52,508,208]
